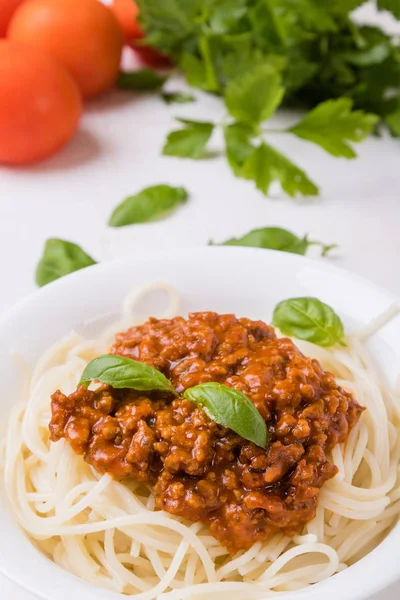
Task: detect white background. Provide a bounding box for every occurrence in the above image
[1,4,400,599]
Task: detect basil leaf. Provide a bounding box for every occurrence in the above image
[161,91,196,104]
[163,118,215,159]
[117,69,167,91]
[79,354,177,395]
[108,184,188,227]
[184,382,268,448]
[272,297,346,347]
[36,239,96,287]
[213,227,336,256]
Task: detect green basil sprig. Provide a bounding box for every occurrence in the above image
[79,354,177,396]
[184,382,268,448]
[108,184,188,227]
[36,238,96,287]
[212,227,336,257]
[272,297,345,347]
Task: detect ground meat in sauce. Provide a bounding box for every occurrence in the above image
[49,312,364,554]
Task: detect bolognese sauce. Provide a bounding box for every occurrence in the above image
[49,312,364,553]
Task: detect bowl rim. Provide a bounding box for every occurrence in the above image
[1,246,399,600]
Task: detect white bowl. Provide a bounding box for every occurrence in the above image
[1,247,400,600]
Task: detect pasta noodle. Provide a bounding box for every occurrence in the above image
[2,285,400,599]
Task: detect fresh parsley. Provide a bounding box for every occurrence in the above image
[386,109,400,136]
[242,142,319,198]
[163,118,214,159]
[225,64,284,126]
[377,0,400,19]
[289,98,379,158]
[135,0,399,198]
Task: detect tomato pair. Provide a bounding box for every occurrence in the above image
[1,0,123,165]
[0,0,169,165]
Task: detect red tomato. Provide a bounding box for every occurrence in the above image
[0,41,82,165]
[0,0,23,37]
[132,42,172,69]
[110,0,141,42]
[8,0,123,98]
[110,0,171,68]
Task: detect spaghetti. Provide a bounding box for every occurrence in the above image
[3,284,400,599]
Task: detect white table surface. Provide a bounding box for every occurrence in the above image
[1,5,400,599]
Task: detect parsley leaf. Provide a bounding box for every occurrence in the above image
[298,0,337,32]
[344,43,391,67]
[136,0,198,50]
[161,91,196,104]
[223,123,255,175]
[108,185,188,227]
[377,0,400,19]
[163,118,215,159]
[209,0,248,33]
[117,69,167,91]
[242,142,319,197]
[213,227,336,256]
[225,64,284,125]
[180,54,210,90]
[289,98,378,158]
[386,109,400,136]
[320,0,366,14]
[138,0,396,199]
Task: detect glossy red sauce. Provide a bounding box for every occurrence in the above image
[50,313,363,553]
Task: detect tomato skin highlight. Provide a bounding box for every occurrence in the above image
[0,0,23,37]
[110,0,171,68]
[0,41,82,165]
[8,0,124,98]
